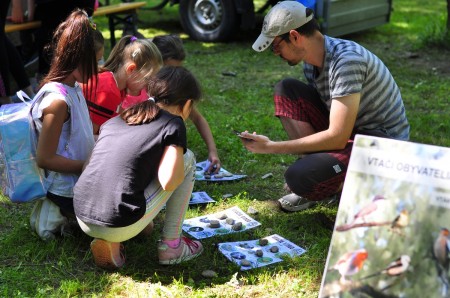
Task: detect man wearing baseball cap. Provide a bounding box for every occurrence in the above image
[239,1,409,212]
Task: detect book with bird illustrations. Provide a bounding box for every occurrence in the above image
[319,135,450,298]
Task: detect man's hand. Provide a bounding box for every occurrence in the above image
[239,131,272,154]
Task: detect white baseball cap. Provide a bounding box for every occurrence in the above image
[252,1,314,52]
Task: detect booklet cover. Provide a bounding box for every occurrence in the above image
[182,206,261,239]
[195,160,247,182]
[319,135,450,298]
[189,191,216,205]
[218,234,307,270]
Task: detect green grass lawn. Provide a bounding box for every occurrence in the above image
[1,0,449,297]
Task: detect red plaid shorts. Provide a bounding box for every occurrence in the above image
[274,78,352,200]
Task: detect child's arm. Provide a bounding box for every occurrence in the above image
[189,107,221,173]
[92,122,100,135]
[36,100,85,175]
[158,145,185,191]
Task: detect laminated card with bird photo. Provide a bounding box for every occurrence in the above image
[319,135,450,298]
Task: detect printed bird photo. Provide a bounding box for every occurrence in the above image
[321,172,450,297]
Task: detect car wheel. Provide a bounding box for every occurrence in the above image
[179,0,239,42]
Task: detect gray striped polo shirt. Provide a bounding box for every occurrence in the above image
[303,35,409,140]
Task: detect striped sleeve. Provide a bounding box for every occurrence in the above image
[329,53,367,99]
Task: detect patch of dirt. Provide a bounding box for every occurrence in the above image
[397,47,450,76]
[347,30,450,77]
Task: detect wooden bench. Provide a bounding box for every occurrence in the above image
[5,2,147,47]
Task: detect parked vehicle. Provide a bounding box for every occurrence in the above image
[143,0,392,41]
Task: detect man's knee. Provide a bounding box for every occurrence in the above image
[274,78,305,97]
[284,154,347,200]
[284,162,314,196]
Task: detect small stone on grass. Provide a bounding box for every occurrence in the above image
[247,206,258,215]
[201,270,217,278]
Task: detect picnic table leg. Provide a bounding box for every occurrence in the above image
[122,10,143,38]
[108,15,116,48]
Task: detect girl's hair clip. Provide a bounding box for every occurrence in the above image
[130,36,138,42]
[132,49,140,58]
[148,97,156,102]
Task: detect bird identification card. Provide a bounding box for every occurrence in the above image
[218,234,306,271]
[182,206,260,239]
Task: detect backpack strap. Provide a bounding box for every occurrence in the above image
[31,82,68,109]
[29,82,68,134]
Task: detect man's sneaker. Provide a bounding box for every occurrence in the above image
[158,236,203,265]
[323,193,340,206]
[278,193,341,212]
[278,193,317,212]
[90,239,125,270]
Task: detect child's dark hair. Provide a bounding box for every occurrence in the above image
[93,29,105,56]
[278,8,319,41]
[296,8,320,36]
[152,34,186,62]
[101,35,162,82]
[39,9,98,95]
[121,66,202,125]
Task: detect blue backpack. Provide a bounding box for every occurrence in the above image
[0,83,63,203]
